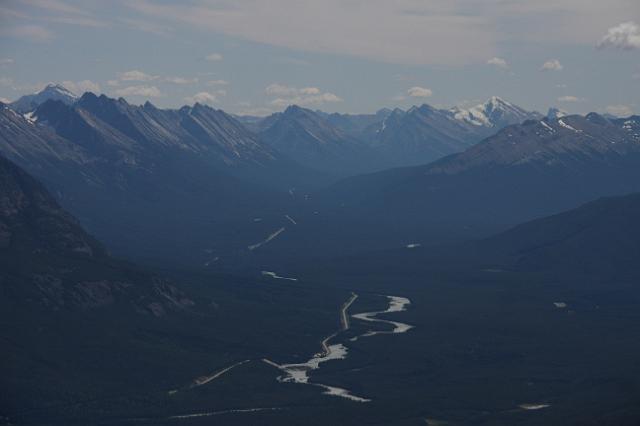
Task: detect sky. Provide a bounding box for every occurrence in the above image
[0,0,638,116]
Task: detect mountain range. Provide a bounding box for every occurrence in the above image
[9,85,543,177]
[260,112,640,262]
[3,84,638,269]
[1,94,305,266]
[254,96,542,173]
[4,83,640,424]
[258,104,385,175]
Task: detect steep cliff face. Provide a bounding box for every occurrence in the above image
[0,153,193,315]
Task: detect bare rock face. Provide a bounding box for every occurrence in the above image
[0,154,194,315]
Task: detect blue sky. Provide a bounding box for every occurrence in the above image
[0,0,638,116]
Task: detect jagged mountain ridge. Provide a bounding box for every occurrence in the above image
[8,85,544,177]
[258,105,385,175]
[258,113,640,262]
[0,97,305,267]
[255,96,542,173]
[450,96,542,128]
[362,104,481,167]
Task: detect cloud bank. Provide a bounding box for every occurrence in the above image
[598,22,640,50]
[541,59,563,71]
[266,83,342,107]
[407,87,433,98]
[127,0,638,66]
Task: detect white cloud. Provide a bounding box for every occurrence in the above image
[114,85,162,98]
[206,79,229,86]
[128,1,496,66]
[605,104,633,117]
[407,86,433,98]
[598,22,640,50]
[235,102,278,116]
[118,70,158,82]
[487,57,508,68]
[300,87,321,95]
[184,91,218,104]
[557,95,582,102]
[541,59,563,71]
[0,58,14,66]
[128,0,639,66]
[62,80,101,94]
[205,53,223,61]
[165,76,198,84]
[270,93,342,107]
[265,83,342,107]
[265,83,298,97]
[114,72,198,86]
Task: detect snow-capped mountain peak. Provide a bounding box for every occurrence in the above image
[451,96,541,128]
[547,107,568,120]
[10,83,78,113]
[39,83,77,99]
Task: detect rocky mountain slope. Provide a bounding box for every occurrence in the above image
[256,97,542,173]
[484,192,640,278]
[260,114,640,261]
[259,105,384,175]
[0,153,193,314]
[0,97,306,266]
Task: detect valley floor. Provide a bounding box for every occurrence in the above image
[5,264,640,426]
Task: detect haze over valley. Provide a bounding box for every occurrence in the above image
[1,1,640,425]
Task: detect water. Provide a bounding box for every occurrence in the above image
[264,294,412,402]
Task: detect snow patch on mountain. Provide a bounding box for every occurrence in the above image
[451,96,540,128]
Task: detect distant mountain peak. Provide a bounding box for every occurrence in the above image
[376,107,394,116]
[75,92,115,112]
[452,96,541,128]
[483,96,518,113]
[283,104,308,115]
[547,107,568,120]
[10,82,78,113]
[41,83,77,98]
[78,91,99,102]
[416,103,437,114]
